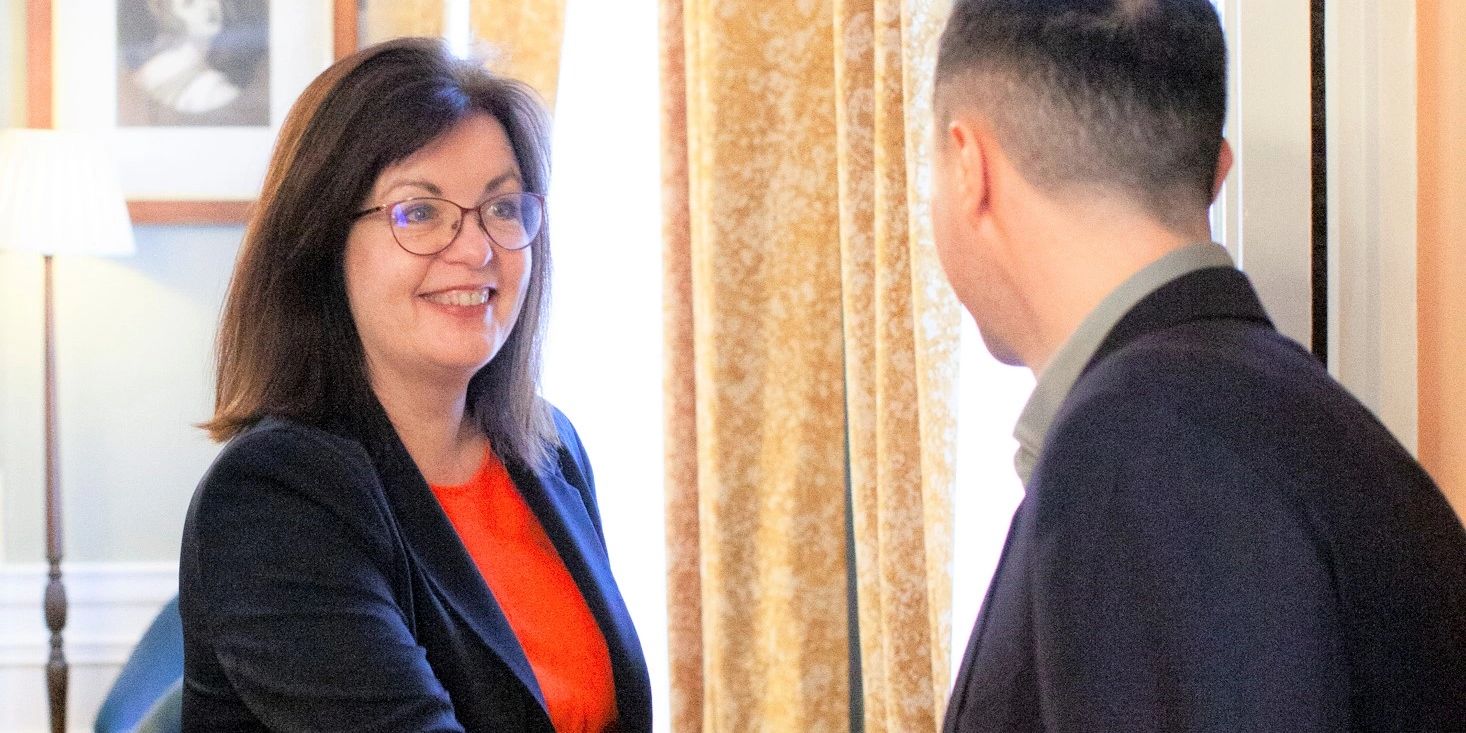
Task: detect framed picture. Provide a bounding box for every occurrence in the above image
[28,0,358,224]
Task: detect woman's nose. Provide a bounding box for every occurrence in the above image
[438,213,495,268]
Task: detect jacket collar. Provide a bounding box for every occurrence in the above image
[335,401,649,730]
[506,448,651,731]
[358,408,549,717]
[1081,265,1274,378]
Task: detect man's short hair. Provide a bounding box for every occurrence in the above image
[935,0,1226,228]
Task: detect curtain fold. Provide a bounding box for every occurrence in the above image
[836,1,958,731]
[664,1,853,729]
[905,0,962,721]
[664,0,959,730]
[661,0,703,727]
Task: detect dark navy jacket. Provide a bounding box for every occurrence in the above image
[945,267,1466,732]
[179,405,651,732]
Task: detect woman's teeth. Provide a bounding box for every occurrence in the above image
[425,289,491,306]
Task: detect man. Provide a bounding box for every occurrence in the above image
[931,1,1466,730]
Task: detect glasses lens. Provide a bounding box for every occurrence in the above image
[479,193,544,251]
[389,198,457,255]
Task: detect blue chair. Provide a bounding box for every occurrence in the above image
[94,596,182,733]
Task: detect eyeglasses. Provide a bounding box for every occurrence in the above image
[352,192,546,256]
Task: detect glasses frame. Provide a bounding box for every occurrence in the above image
[351,191,547,256]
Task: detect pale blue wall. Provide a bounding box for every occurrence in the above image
[0,0,244,563]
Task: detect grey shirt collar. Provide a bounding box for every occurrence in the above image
[1012,242,1235,485]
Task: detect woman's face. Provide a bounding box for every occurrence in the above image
[167,0,224,41]
[344,113,534,393]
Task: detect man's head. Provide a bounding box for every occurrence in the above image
[930,0,1229,366]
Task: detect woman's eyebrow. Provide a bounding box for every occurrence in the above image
[482,171,522,194]
[381,179,443,198]
[379,170,520,201]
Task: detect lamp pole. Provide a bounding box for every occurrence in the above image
[43,254,68,733]
[0,128,134,732]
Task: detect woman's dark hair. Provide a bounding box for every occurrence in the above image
[205,37,558,469]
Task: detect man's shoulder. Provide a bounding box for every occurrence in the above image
[1035,314,1396,502]
[1036,312,1444,532]
[1058,315,1338,438]
[1102,312,1309,384]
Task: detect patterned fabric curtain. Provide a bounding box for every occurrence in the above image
[469,1,567,108]
[663,0,853,727]
[838,2,958,731]
[663,0,959,729]
[357,0,566,107]
[360,0,446,45]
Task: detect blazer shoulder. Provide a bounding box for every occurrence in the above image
[1032,337,1321,555]
[547,403,580,449]
[1037,321,1295,498]
[545,404,591,476]
[208,416,379,490]
[183,419,407,610]
[1037,317,1382,529]
[1069,318,1313,427]
[540,403,605,532]
[189,417,394,544]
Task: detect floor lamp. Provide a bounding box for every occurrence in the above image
[0,129,135,733]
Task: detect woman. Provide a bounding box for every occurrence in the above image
[179,38,651,732]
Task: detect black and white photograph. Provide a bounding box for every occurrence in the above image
[117,0,270,127]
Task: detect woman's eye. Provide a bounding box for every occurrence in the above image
[486,199,522,221]
[394,202,441,226]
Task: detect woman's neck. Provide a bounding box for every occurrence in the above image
[369,366,486,485]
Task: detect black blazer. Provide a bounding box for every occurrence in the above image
[179,405,651,732]
[945,267,1466,732]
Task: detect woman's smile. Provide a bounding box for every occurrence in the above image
[420,286,497,308]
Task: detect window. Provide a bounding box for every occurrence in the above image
[540,0,670,727]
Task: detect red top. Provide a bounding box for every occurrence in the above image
[430,449,617,733]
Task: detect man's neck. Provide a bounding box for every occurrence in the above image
[1005,202,1209,373]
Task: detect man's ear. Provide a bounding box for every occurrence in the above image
[1211,138,1234,201]
[947,116,990,225]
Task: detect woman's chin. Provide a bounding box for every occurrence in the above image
[427,350,500,381]
[434,358,489,379]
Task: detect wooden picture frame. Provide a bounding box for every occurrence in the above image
[24,0,359,225]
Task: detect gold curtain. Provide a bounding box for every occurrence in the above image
[664,0,852,728]
[838,1,958,731]
[663,0,959,729]
[469,1,566,107]
[358,0,566,107]
[360,0,445,45]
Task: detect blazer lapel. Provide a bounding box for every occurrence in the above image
[507,454,650,727]
[366,422,549,716]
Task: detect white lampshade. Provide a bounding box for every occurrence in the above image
[0,129,135,257]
